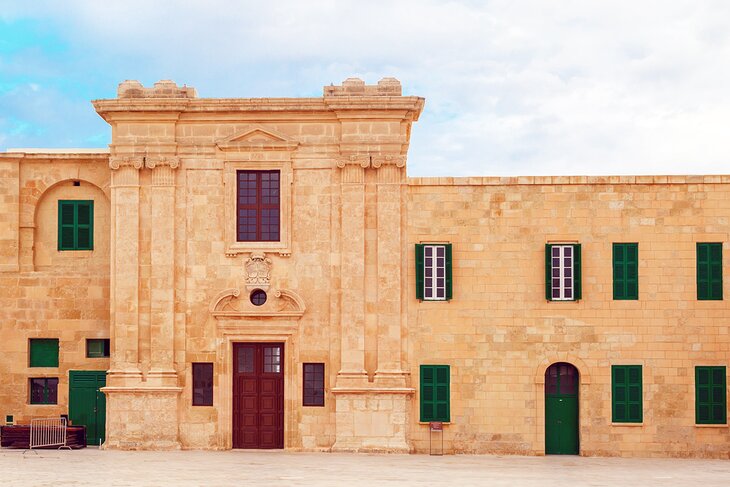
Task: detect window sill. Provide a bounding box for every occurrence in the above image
[695,423,728,428]
[611,422,643,427]
[225,241,290,257]
[418,421,451,425]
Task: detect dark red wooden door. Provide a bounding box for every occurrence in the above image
[233,343,284,449]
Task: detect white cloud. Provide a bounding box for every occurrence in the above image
[3,0,730,176]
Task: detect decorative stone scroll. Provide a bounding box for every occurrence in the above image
[371,154,406,168]
[244,252,272,290]
[209,288,306,319]
[109,156,144,170]
[336,154,371,169]
[145,156,180,169]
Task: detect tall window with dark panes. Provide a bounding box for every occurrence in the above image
[237,170,280,242]
[303,363,325,407]
[697,243,722,300]
[545,244,582,301]
[415,244,453,301]
[613,243,638,300]
[696,366,726,424]
[192,363,214,406]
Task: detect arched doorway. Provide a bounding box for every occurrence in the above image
[545,362,579,454]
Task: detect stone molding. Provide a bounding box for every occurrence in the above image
[210,288,306,318]
[371,154,406,168]
[216,125,299,152]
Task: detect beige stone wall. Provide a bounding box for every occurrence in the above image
[0,153,111,424]
[407,176,730,458]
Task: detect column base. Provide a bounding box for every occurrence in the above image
[331,389,414,453]
[100,386,183,450]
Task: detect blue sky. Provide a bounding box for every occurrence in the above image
[1,0,730,176]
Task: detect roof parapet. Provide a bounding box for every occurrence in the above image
[324,77,402,97]
[117,79,197,99]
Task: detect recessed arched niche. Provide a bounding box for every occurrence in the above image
[33,179,111,269]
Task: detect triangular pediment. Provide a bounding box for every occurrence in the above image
[217,125,298,151]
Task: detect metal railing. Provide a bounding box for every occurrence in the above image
[27,417,71,452]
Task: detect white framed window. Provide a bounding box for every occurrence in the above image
[551,244,575,301]
[424,244,447,301]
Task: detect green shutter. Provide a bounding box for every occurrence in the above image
[698,243,722,300]
[696,366,727,424]
[420,365,450,422]
[29,339,59,367]
[545,244,553,301]
[613,243,638,300]
[415,244,425,300]
[573,244,582,300]
[445,244,453,301]
[58,200,94,251]
[612,365,642,423]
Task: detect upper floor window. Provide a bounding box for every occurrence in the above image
[29,338,59,368]
[237,170,280,242]
[415,244,453,301]
[613,243,638,300]
[58,200,94,250]
[545,244,582,301]
[697,242,722,300]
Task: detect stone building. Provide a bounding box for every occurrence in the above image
[0,78,728,457]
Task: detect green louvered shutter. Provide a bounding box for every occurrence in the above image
[698,243,723,300]
[76,201,94,250]
[58,201,76,250]
[612,365,642,423]
[445,244,453,301]
[415,244,425,300]
[545,244,553,301]
[696,366,727,424]
[613,243,638,300]
[420,365,450,422]
[574,244,582,300]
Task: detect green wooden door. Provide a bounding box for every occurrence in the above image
[69,371,107,445]
[545,363,579,455]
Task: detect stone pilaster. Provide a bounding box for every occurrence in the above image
[373,155,408,387]
[146,156,178,386]
[107,156,144,385]
[335,155,369,385]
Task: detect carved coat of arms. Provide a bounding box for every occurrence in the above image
[245,252,272,290]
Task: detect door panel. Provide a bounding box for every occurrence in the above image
[545,363,579,455]
[232,343,284,449]
[69,370,107,446]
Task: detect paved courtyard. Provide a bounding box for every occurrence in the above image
[2,449,730,486]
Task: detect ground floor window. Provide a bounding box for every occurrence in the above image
[29,378,58,404]
[696,366,726,424]
[303,363,325,406]
[192,363,214,406]
[420,365,450,422]
[611,365,642,423]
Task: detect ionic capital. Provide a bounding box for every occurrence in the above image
[371,154,406,168]
[109,156,144,170]
[336,154,371,169]
[145,156,180,169]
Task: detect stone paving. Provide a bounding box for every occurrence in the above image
[2,449,730,487]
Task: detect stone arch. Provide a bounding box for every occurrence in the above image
[534,355,592,385]
[24,178,111,270]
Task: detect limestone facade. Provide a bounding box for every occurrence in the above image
[0,79,728,457]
